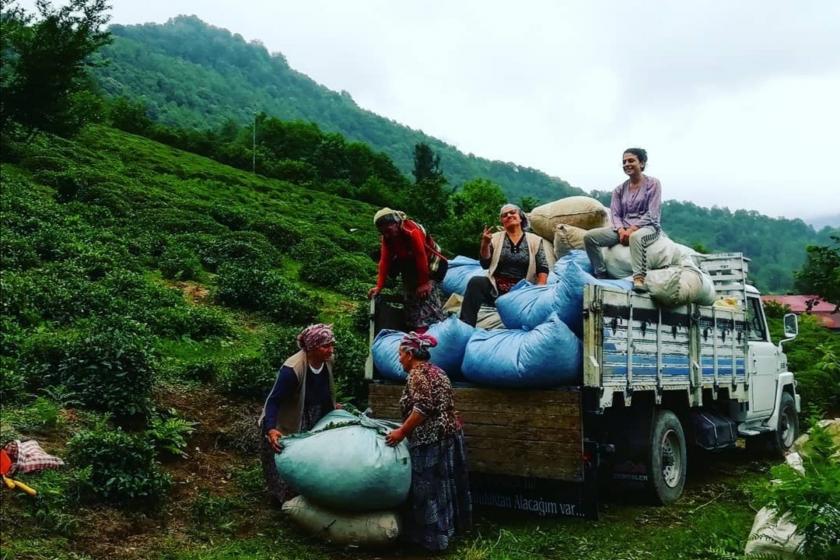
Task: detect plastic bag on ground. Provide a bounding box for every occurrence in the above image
[372,316,474,381]
[497,262,631,335]
[744,507,805,559]
[276,410,411,511]
[283,495,401,547]
[461,313,582,388]
[528,196,609,241]
[646,264,716,307]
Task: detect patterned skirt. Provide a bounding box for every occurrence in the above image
[403,430,472,551]
[404,282,446,331]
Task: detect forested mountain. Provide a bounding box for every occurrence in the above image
[89,16,836,292]
[93,15,580,202]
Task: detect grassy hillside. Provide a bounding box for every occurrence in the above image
[2,124,838,559]
[94,15,581,202]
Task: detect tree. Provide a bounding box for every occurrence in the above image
[406,143,449,228]
[795,234,840,312]
[518,196,541,213]
[440,178,507,257]
[1,0,111,136]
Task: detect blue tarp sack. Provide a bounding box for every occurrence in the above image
[461,313,582,388]
[371,316,475,381]
[553,249,593,275]
[441,256,485,296]
[276,409,411,511]
[498,262,631,335]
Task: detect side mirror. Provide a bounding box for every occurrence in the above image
[782,313,798,340]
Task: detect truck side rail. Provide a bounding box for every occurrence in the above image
[583,285,749,409]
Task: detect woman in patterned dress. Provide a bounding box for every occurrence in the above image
[385,332,472,551]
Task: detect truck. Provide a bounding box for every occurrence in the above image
[366,253,801,518]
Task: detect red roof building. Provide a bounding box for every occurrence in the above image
[762,295,840,330]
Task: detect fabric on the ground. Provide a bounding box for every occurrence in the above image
[2,440,64,475]
[461,313,582,388]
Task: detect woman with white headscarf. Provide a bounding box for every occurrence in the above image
[459,203,549,326]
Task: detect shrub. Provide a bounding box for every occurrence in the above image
[332,324,369,405]
[159,245,203,281]
[176,358,222,383]
[209,203,249,230]
[288,236,341,263]
[251,216,306,251]
[67,426,171,507]
[0,233,41,270]
[191,491,239,532]
[147,411,197,460]
[214,265,318,325]
[0,365,26,405]
[21,320,156,420]
[260,326,305,369]
[150,306,234,340]
[217,354,274,398]
[298,254,375,291]
[198,231,278,272]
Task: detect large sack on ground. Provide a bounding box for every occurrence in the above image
[497,263,632,335]
[553,224,587,259]
[283,495,401,547]
[441,256,485,296]
[603,235,678,278]
[528,197,609,240]
[276,410,410,511]
[744,507,805,559]
[461,313,581,388]
[646,264,716,307]
[371,316,474,381]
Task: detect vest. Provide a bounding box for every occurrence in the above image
[269,350,336,435]
[486,231,546,295]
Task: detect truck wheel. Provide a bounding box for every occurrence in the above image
[647,410,687,505]
[768,392,799,457]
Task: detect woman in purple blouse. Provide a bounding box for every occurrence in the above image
[583,147,662,292]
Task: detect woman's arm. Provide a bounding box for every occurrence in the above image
[385,408,426,446]
[635,178,662,229]
[407,225,431,288]
[263,366,298,452]
[534,242,549,285]
[610,186,625,230]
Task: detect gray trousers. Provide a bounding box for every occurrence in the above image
[583,226,660,277]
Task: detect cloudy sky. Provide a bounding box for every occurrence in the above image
[25,1,840,220]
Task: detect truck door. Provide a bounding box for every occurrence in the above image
[746,296,777,416]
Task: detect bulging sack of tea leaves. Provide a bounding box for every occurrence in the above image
[528,196,609,241]
[275,410,411,511]
[553,224,587,259]
[283,495,401,547]
[646,263,716,307]
[603,234,679,278]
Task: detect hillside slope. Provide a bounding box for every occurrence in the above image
[94,15,580,202]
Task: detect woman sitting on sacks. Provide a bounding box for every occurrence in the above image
[385,332,471,552]
[583,147,662,292]
[458,203,549,326]
[368,208,446,333]
[259,323,341,503]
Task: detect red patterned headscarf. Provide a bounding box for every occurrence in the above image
[297,323,335,352]
[399,331,438,358]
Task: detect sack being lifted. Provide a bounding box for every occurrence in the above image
[275,410,411,511]
[528,196,609,241]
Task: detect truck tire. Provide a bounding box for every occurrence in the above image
[647,410,687,505]
[768,392,799,457]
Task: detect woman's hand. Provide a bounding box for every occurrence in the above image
[618,228,630,246]
[267,428,284,453]
[367,286,381,299]
[385,428,405,446]
[481,226,494,245]
[415,281,433,298]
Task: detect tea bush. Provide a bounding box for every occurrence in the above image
[251,216,307,251]
[21,320,156,419]
[214,265,318,325]
[67,426,171,507]
[298,254,375,291]
[198,231,278,272]
[209,203,249,230]
[158,245,203,281]
[147,411,197,460]
[217,353,274,398]
[150,305,234,340]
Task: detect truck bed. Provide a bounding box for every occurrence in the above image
[368,383,584,482]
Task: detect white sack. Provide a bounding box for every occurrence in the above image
[553,224,587,259]
[283,495,401,547]
[744,507,804,559]
[603,235,679,278]
[646,264,716,307]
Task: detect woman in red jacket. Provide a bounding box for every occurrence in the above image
[368,208,446,332]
